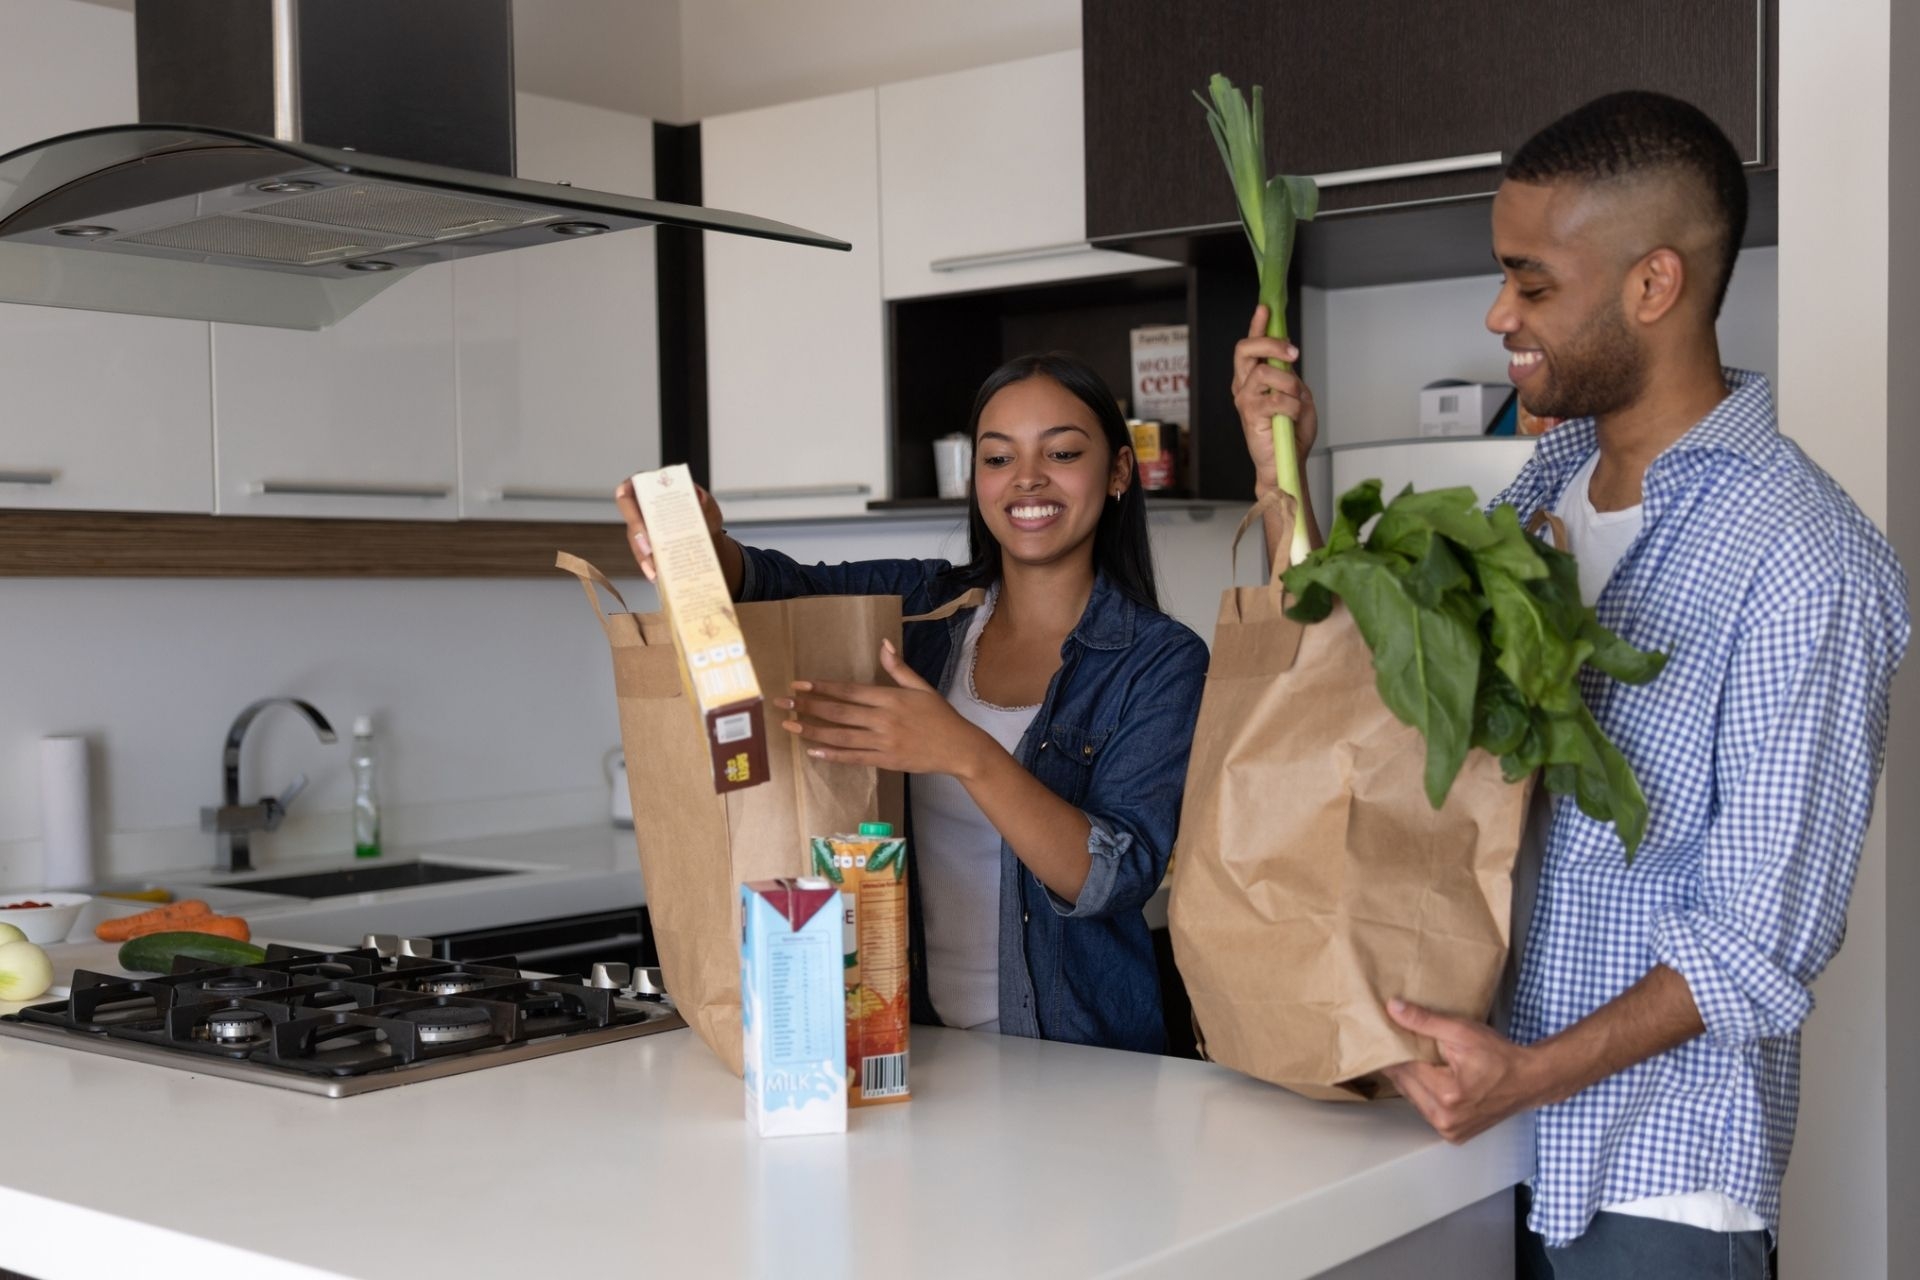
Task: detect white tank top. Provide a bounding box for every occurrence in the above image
[908,590,1040,1033]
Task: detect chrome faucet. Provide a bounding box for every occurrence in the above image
[200,698,337,874]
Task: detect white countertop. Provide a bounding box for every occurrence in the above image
[0,942,1530,1280]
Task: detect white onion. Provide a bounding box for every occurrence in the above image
[0,939,54,1002]
[0,922,26,946]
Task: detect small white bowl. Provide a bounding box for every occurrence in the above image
[0,892,92,945]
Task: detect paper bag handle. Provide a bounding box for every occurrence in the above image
[1525,509,1571,553]
[904,587,988,625]
[1230,489,1300,588]
[554,551,634,627]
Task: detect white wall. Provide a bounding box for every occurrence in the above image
[677,0,1079,119]
[1887,0,1920,1262]
[1776,0,1898,1275]
[1305,248,1780,449]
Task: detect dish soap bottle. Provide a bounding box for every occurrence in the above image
[350,716,381,859]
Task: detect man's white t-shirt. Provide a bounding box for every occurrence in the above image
[1550,449,1766,1236]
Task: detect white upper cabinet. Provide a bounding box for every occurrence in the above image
[211,271,459,520]
[0,0,213,514]
[454,94,660,523]
[878,51,1175,301]
[702,89,887,520]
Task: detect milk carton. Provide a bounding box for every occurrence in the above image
[813,824,910,1106]
[741,877,847,1136]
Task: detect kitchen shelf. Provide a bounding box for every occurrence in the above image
[887,264,1267,505]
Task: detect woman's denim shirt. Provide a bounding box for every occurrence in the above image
[738,546,1208,1054]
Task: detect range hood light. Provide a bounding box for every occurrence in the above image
[344,260,396,272]
[550,221,610,237]
[53,225,117,239]
[255,179,323,194]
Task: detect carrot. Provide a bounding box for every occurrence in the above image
[176,916,252,944]
[96,898,215,942]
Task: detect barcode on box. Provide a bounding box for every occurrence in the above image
[861,1051,909,1099]
[696,664,756,705]
[714,711,753,744]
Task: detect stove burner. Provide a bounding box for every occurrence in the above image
[304,962,356,980]
[205,1008,271,1044]
[397,1005,494,1046]
[415,973,489,997]
[2,944,683,1095]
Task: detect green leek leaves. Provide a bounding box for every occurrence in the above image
[1196,74,1319,565]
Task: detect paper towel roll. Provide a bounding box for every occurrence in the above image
[38,736,93,890]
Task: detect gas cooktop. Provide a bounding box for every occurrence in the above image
[0,940,685,1096]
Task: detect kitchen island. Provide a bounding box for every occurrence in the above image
[0,944,1528,1279]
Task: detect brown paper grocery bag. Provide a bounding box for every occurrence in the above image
[1167,500,1530,1101]
[557,553,904,1075]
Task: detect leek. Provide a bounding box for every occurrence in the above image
[1195,74,1319,566]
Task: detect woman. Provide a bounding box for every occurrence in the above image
[616,353,1207,1053]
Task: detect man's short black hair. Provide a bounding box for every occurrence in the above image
[1507,91,1749,318]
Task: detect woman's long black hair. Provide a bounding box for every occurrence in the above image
[940,352,1161,612]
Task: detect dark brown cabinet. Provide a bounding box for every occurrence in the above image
[1085,0,1773,243]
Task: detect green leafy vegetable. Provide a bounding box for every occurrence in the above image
[1195,73,1319,567]
[1282,481,1668,859]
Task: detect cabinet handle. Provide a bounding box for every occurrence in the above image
[709,483,873,502]
[250,480,453,500]
[931,239,1099,273]
[0,469,58,486]
[1310,151,1505,189]
[486,487,616,504]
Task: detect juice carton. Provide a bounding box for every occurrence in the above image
[629,464,768,793]
[811,823,910,1106]
[741,877,847,1136]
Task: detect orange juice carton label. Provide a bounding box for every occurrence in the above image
[630,464,768,793]
[741,877,847,1137]
[811,824,910,1105]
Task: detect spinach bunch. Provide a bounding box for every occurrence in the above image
[1282,480,1667,859]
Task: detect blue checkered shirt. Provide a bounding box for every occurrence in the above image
[1492,370,1909,1246]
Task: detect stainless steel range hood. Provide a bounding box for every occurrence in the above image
[0,1,847,330]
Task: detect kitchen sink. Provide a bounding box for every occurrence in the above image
[232,862,519,899]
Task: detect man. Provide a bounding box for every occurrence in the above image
[1233,92,1909,1276]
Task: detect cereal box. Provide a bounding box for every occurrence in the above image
[812,824,910,1106]
[1129,324,1190,425]
[629,464,768,793]
[741,877,847,1137]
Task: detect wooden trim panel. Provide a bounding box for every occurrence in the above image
[0,511,636,578]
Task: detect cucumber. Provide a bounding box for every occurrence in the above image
[118,931,268,973]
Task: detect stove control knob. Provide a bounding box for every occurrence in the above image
[589,962,632,990]
[633,967,668,999]
[361,933,400,958]
[399,937,436,959]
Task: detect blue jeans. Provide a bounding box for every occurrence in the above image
[1517,1188,1772,1280]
